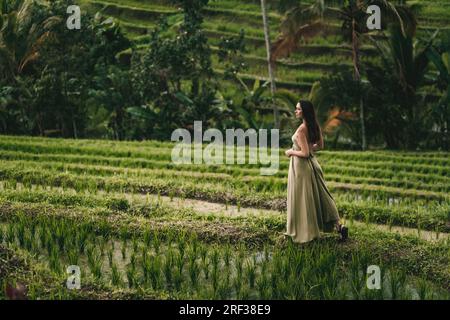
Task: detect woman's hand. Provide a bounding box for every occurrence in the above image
[285,149,294,157]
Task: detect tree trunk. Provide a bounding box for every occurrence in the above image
[359,95,366,150]
[333,128,341,149]
[72,112,78,139]
[116,106,124,141]
[260,0,279,129]
[65,76,77,139]
[352,17,367,150]
[191,77,199,97]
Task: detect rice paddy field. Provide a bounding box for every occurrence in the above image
[0,135,449,300]
[78,0,450,95]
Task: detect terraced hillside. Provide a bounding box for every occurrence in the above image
[0,135,449,299]
[79,0,450,95]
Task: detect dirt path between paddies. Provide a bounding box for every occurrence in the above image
[118,192,450,243]
[8,183,448,243]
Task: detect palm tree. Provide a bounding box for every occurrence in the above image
[366,25,436,149]
[271,0,416,150]
[334,0,417,150]
[271,0,327,61]
[426,31,450,149]
[233,75,297,130]
[260,0,280,129]
[308,69,364,149]
[0,0,61,81]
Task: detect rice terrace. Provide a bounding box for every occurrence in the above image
[0,0,449,303]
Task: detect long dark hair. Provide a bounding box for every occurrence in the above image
[299,100,321,144]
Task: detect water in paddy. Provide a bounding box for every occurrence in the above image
[0,220,447,300]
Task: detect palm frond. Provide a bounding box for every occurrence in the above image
[271,21,326,61]
[42,16,63,30]
[0,44,15,76]
[323,107,357,134]
[370,0,416,37]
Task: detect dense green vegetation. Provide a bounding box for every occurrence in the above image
[1,0,449,149]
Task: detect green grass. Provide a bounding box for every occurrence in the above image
[0,135,449,234]
[1,194,449,299]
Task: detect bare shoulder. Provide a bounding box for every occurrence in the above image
[299,124,307,132]
[298,124,308,136]
[296,125,308,144]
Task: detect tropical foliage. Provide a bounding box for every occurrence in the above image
[0,0,448,148]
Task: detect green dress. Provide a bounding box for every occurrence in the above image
[284,132,340,243]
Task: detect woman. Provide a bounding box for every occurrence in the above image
[284,100,348,243]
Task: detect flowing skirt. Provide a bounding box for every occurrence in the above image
[285,153,340,243]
